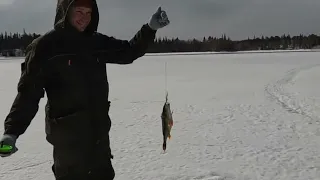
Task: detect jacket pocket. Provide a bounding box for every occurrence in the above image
[48,111,92,146]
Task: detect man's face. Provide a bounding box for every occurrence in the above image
[68,6,92,32]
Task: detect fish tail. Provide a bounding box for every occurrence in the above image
[163,142,167,151]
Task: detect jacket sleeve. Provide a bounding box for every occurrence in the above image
[3,41,45,138]
[94,24,156,64]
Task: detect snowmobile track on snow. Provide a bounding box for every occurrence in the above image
[264,64,320,122]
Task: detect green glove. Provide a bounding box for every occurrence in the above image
[148,7,170,30]
[0,134,18,157]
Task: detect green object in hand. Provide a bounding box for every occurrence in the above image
[0,145,13,153]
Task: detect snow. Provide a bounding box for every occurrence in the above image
[1,51,320,180]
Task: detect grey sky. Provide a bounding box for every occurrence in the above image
[0,0,319,40]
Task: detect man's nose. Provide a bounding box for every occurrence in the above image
[79,16,89,22]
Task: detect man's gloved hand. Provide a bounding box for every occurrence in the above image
[0,134,18,157]
[148,7,170,30]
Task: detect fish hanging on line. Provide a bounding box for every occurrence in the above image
[161,91,173,152]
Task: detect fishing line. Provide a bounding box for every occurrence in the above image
[164,61,168,100]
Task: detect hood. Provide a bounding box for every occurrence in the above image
[54,0,99,34]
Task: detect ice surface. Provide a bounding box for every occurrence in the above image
[1,51,320,180]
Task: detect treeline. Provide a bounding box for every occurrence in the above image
[1,30,320,54]
[0,30,40,52]
[147,34,320,53]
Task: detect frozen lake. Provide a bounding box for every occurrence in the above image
[1,51,320,180]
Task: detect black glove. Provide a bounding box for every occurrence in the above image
[0,134,18,157]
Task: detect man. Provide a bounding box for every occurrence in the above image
[0,0,169,179]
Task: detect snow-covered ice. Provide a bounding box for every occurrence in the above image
[1,51,320,180]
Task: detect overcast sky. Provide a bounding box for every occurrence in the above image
[0,0,319,40]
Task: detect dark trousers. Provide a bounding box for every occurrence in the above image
[51,143,115,180]
[52,164,115,180]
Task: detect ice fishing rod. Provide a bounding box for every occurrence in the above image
[0,144,13,154]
